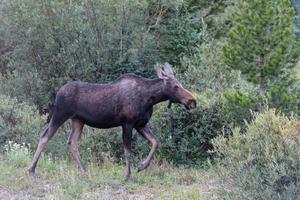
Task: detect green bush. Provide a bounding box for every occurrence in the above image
[0,94,70,158]
[223,90,260,128]
[0,94,46,146]
[211,109,300,199]
[143,97,232,166]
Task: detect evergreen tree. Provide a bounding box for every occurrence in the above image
[223,0,298,111]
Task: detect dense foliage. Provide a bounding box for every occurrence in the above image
[212,110,300,199]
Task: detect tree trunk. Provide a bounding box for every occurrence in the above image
[216,68,223,97]
[259,55,266,112]
[259,73,265,112]
[86,0,102,48]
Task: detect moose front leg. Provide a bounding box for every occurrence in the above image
[122,124,133,181]
[136,125,160,172]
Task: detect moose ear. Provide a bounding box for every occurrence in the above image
[155,65,169,79]
[163,62,174,78]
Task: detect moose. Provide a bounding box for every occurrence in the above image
[28,63,197,181]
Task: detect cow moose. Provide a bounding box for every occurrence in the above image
[28,63,197,181]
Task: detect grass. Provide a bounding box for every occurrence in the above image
[0,142,217,200]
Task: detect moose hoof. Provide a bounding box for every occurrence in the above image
[137,162,148,172]
[124,175,132,183]
[81,170,88,177]
[28,168,36,177]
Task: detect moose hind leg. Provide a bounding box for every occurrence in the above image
[28,125,59,175]
[136,125,160,172]
[29,108,71,176]
[68,119,87,175]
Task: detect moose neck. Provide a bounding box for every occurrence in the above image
[144,78,168,107]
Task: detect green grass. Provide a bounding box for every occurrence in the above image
[0,142,216,200]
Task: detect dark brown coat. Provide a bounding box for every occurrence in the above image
[29,63,197,181]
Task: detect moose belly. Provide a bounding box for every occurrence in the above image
[74,111,122,129]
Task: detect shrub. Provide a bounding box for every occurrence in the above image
[211,109,300,199]
[145,97,232,166]
[223,90,260,128]
[0,94,46,146]
[0,94,70,158]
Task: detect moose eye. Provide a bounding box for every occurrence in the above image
[174,85,179,90]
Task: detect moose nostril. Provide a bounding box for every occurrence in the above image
[188,99,197,108]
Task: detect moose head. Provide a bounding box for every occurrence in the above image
[156,63,197,110]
